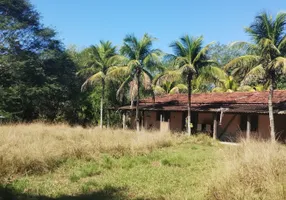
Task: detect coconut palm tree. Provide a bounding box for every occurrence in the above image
[114,34,161,132]
[225,12,286,142]
[203,66,265,92]
[152,68,187,95]
[78,41,120,129]
[168,35,215,135]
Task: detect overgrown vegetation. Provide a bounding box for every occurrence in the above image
[1,0,285,128]
[208,140,286,200]
[0,123,176,180]
[0,124,285,199]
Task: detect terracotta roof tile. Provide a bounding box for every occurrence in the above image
[140,90,286,104]
[119,90,286,114]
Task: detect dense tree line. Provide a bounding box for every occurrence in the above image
[1,1,286,138]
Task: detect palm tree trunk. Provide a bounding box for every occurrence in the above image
[187,73,192,136]
[100,79,105,129]
[136,70,140,133]
[268,73,276,142]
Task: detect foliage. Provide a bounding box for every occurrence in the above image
[1,1,286,127]
[0,0,78,122]
[0,123,218,199]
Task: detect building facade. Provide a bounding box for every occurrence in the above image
[120,91,286,142]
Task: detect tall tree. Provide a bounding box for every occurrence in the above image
[225,12,286,142]
[78,41,120,128]
[116,34,161,132]
[208,43,250,67]
[0,0,78,122]
[168,35,214,135]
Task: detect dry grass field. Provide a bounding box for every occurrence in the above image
[0,123,285,200]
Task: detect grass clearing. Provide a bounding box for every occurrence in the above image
[0,123,285,199]
[3,142,218,199]
[207,140,286,200]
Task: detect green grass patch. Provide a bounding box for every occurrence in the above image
[1,142,219,199]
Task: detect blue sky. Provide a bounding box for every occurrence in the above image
[30,0,285,53]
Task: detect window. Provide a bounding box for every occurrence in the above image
[240,115,258,131]
[156,111,170,122]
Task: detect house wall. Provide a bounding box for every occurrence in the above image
[197,113,213,124]
[274,115,286,142]
[258,115,270,139]
[216,114,241,141]
[140,110,285,142]
[169,112,183,132]
[144,111,160,130]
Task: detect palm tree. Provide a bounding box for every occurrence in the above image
[203,66,264,92]
[115,34,161,132]
[78,41,120,129]
[225,12,286,142]
[209,67,238,92]
[168,35,215,135]
[153,68,187,95]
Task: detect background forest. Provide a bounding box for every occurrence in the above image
[1,0,285,127]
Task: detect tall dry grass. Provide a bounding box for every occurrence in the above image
[208,140,286,200]
[0,123,175,180]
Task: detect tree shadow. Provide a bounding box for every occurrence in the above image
[0,185,129,200]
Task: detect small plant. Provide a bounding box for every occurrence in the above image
[69,162,101,182]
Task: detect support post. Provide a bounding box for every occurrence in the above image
[160,114,163,132]
[122,113,126,130]
[107,110,110,128]
[213,113,218,139]
[141,111,144,131]
[246,115,251,141]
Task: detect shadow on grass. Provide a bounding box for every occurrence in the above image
[0,185,128,200]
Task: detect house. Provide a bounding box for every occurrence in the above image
[119,90,286,142]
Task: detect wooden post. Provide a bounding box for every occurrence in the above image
[160,114,163,132]
[141,111,144,131]
[246,115,251,140]
[213,113,218,139]
[122,113,126,130]
[107,110,110,128]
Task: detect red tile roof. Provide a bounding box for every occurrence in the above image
[119,90,286,114]
[140,90,286,105]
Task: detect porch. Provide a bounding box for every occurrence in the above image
[121,110,286,142]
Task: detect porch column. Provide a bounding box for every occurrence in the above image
[160,114,163,132]
[246,115,251,140]
[213,113,218,139]
[122,112,126,130]
[107,110,110,128]
[141,111,144,131]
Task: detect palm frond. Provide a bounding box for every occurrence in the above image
[153,85,166,95]
[272,57,286,74]
[229,41,259,53]
[81,71,104,91]
[116,75,133,99]
[273,12,286,46]
[193,41,215,65]
[237,85,255,92]
[76,67,97,77]
[242,64,265,85]
[224,55,260,78]
[278,36,286,55]
[212,87,225,93]
[169,84,188,94]
[153,69,181,85]
[141,70,152,90]
[107,66,129,82]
